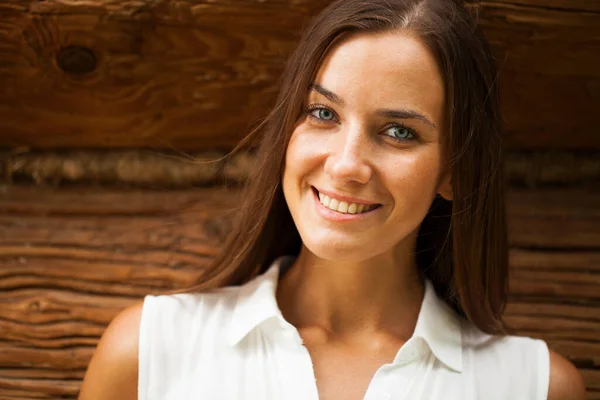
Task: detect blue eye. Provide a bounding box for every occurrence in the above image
[385,125,416,141]
[311,108,335,121]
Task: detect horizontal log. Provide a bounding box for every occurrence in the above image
[510,269,600,301]
[2,185,599,249]
[0,1,598,150]
[505,151,600,189]
[505,302,600,325]
[0,245,211,272]
[510,250,600,272]
[0,257,204,296]
[0,150,257,187]
[0,345,94,372]
[1,149,599,188]
[0,215,222,251]
[473,1,600,149]
[0,376,80,399]
[0,184,237,216]
[507,189,600,249]
[0,369,83,381]
[581,369,600,398]
[505,313,600,342]
[0,0,316,151]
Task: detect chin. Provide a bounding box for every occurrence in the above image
[300,233,380,263]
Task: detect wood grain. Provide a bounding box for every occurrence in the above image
[2,149,600,188]
[0,185,598,398]
[0,0,320,150]
[477,1,600,149]
[0,0,598,150]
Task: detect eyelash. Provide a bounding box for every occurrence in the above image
[303,103,419,143]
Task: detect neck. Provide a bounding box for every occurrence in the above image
[276,244,425,342]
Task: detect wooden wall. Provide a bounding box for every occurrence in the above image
[0,0,599,150]
[0,0,599,399]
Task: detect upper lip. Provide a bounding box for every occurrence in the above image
[314,187,379,205]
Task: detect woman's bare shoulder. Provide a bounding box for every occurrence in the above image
[548,349,586,400]
[78,302,144,400]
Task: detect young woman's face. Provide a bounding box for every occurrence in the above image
[282,31,451,263]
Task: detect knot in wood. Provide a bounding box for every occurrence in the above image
[56,46,97,75]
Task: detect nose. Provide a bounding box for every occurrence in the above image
[323,124,373,185]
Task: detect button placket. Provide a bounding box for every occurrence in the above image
[272,319,319,400]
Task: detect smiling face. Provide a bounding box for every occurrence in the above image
[282,30,451,264]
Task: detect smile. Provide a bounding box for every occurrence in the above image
[313,187,380,215]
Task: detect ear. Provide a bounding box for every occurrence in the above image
[437,170,453,201]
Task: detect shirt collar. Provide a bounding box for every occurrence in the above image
[227,256,290,347]
[411,279,463,372]
[228,256,463,373]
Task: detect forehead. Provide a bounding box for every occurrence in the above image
[312,31,445,120]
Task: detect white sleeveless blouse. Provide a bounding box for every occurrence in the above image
[138,256,550,400]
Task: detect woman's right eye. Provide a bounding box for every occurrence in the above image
[306,106,337,123]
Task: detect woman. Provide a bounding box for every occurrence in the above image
[79,0,586,399]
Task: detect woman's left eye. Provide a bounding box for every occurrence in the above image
[384,125,416,141]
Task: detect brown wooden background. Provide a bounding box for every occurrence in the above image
[0,0,599,399]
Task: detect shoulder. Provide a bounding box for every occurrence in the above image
[78,301,143,400]
[462,328,548,371]
[141,287,240,329]
[461,324,550,398]
[78,285,245,400]
[462,322,545,357]
[547,349,586,400]
[462,324,586,399]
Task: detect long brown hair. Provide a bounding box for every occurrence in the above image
[184,0,509,334]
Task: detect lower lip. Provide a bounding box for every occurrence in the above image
[312,188,380,222]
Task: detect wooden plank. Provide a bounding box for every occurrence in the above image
[2,185,599,247]
[505,308,600,342]
[506,302,600,321]
[0,376,79,399]
[0,184,236,215]
[510,250,600,272]
[581,369,600,397]
[475,1,600,149]
[0,1,598,150]
[507,189,600,249]
[510,270,600,301]
[0,0,326,151]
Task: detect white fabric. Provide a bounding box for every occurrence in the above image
[138,256,550,400]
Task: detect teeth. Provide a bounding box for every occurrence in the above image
[338,201,348,213]
[329,198,339,210]
[317,192,375,215]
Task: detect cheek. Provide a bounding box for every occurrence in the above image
[385,151,442,211]
[282,130,311,204]
[283,127,326,184]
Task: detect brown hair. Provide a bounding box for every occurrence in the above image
[183,0,509,334]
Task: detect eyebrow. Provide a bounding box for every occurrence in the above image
[308,83,437,129]
[377,109,437,129]
[309,83,344,106]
